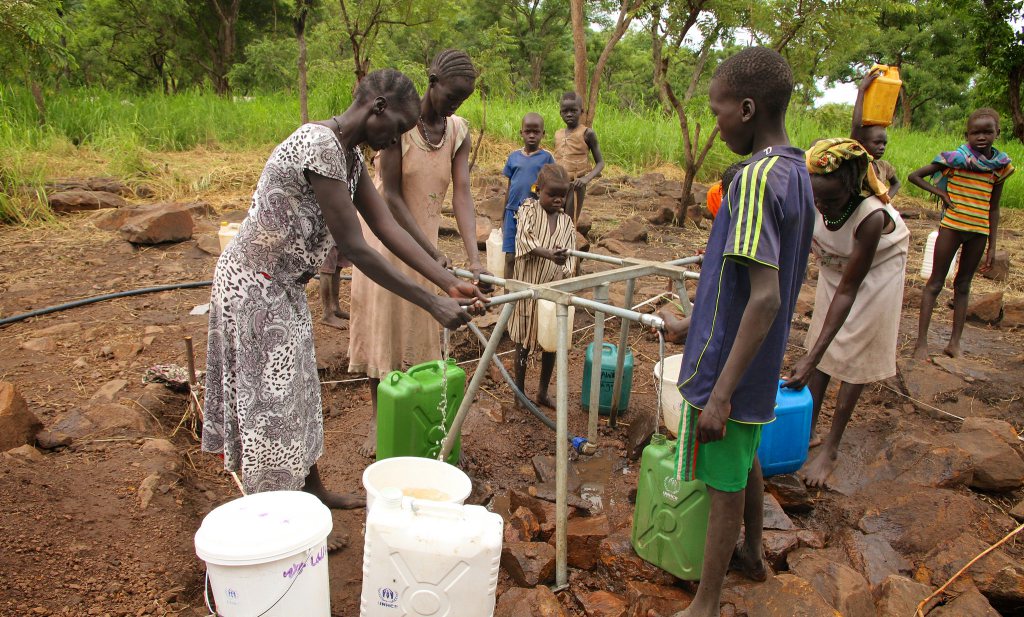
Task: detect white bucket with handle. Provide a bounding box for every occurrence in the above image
[194,490,333,616]
[362,456,472,511]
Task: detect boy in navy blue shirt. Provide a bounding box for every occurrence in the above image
[654,47,815,617]
[502,112,555,277]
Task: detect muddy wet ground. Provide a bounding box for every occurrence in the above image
[1,158,1023,616]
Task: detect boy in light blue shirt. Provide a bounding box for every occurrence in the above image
[501,112,555,277]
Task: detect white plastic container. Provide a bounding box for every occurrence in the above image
[537,299,575,353]
[919,230,960,281]
[194,491,333,617]
[654,354,685,436]
[218,222,242,253]
[485,229,505,279]
[360,488,503,617]
[362,456,472,511]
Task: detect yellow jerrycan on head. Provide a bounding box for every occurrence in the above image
[861,64,902,127]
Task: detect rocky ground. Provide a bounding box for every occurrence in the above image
[1,163,1023,617]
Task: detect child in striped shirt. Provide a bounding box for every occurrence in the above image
[509,164,578,408]
[909,108,1014,359]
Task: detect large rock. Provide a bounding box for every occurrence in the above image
[494,586,566,617]
[734,573,842,616]
[931,585,1001,616]
[480,196,505,223]
[475,216,493,249]
[46,176,146,197]
[598,238,634,257]
[89,379,128,404]
[48,189,128,213]
[860,433,973,489]
[855,483,995,556]
[623,580,691,617]
[924,532,1024,606]
[598,531,678,586]
[766,474,813,512]
[578,590,626,617]
[954,429,1024,492]
[576,212,593,237]
[967,291,1004,324]
[560,515,609,569]
[1003,297,1024,329]
[51,403,154,438]
[505,506,541,543]
[980,249,1009,282]
[788,550,875,617]
[0,382,42,451]
[32,322,81,337]
[1011,499,1024,523]
[959,416,1022,449]
[763,493,795,530]
[763,530,801,570]
[839,530,913,589]
[19,337,56,352]
[604,216,648,243]
[874,575,935,617]
[501,542,555,586]
[119,204,194,244]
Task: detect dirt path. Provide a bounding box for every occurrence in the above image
[1,161,1023,616]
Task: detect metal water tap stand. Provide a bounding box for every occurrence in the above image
[443,251,702,590]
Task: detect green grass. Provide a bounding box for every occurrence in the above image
[1,85,1022,223]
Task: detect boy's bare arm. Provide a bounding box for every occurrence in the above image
[886,168,901,198]
[696,262,781,443]
[577,129,605,186]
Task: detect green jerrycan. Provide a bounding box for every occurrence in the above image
[631,434,710,580]
[376,359,466,465]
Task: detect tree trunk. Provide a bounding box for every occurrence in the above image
[570,0,588,105]
[900,85,912,129]
[208,0,241,95]
[1008,65,1024,143]
[295,1,311,123]
[529,54,543,91]
[29,78,46,126]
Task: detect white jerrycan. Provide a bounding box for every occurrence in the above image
[360,488,504,617]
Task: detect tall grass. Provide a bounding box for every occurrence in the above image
[1,86,1022,223]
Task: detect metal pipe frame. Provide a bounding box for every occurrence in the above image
[448,248,700,590]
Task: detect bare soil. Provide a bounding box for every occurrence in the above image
[1,159,1023,616]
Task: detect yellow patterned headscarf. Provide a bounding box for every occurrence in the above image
[805,138,890,203]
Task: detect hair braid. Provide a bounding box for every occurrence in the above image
[430,49,477,81]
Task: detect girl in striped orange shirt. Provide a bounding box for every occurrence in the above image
[909,108,1014,359]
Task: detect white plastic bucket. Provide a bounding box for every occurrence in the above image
[194,491,333,617]
[218,222,241,253]
[537,300,575,353]
[920,230,959,281]
[362,456,472,511]
[485,229,505,280]
[654,354,685,437]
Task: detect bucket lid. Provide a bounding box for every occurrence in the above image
[194,491,333,565]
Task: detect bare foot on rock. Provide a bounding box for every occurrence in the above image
[801,447,838,489]
[731,544,769,582]
[334,308,350,319]
[912,342,930,361]
[943,341,962,358]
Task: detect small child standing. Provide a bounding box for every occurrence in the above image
[554,92,604,224]
[705,162,745,219]
[509,164,578,408]
[851,70,901,200]
[909,108,1014,359]
[318,245,350,329]
[502,112,555,278]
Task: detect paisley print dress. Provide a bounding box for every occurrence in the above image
[202,123,362,493]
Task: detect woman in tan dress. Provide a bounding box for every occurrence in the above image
[783,139,909,488]
[348,50,486,457]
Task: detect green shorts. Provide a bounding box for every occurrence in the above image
[679,400,763,493]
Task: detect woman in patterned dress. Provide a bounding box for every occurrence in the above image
[202,69,484,506]
[348,50,489,457]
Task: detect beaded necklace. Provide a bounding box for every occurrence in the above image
[822,195,862,228]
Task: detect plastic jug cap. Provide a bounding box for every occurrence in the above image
[220,221,228,226]
[651,433,667,446]
[380,487,403,509]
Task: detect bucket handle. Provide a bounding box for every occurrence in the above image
[204,545,316,617]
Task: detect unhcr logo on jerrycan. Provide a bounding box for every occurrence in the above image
[378,587,399,609]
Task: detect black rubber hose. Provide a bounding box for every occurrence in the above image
[0,281,213,327]
[466,322,557,432]
[0,274,356,328]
